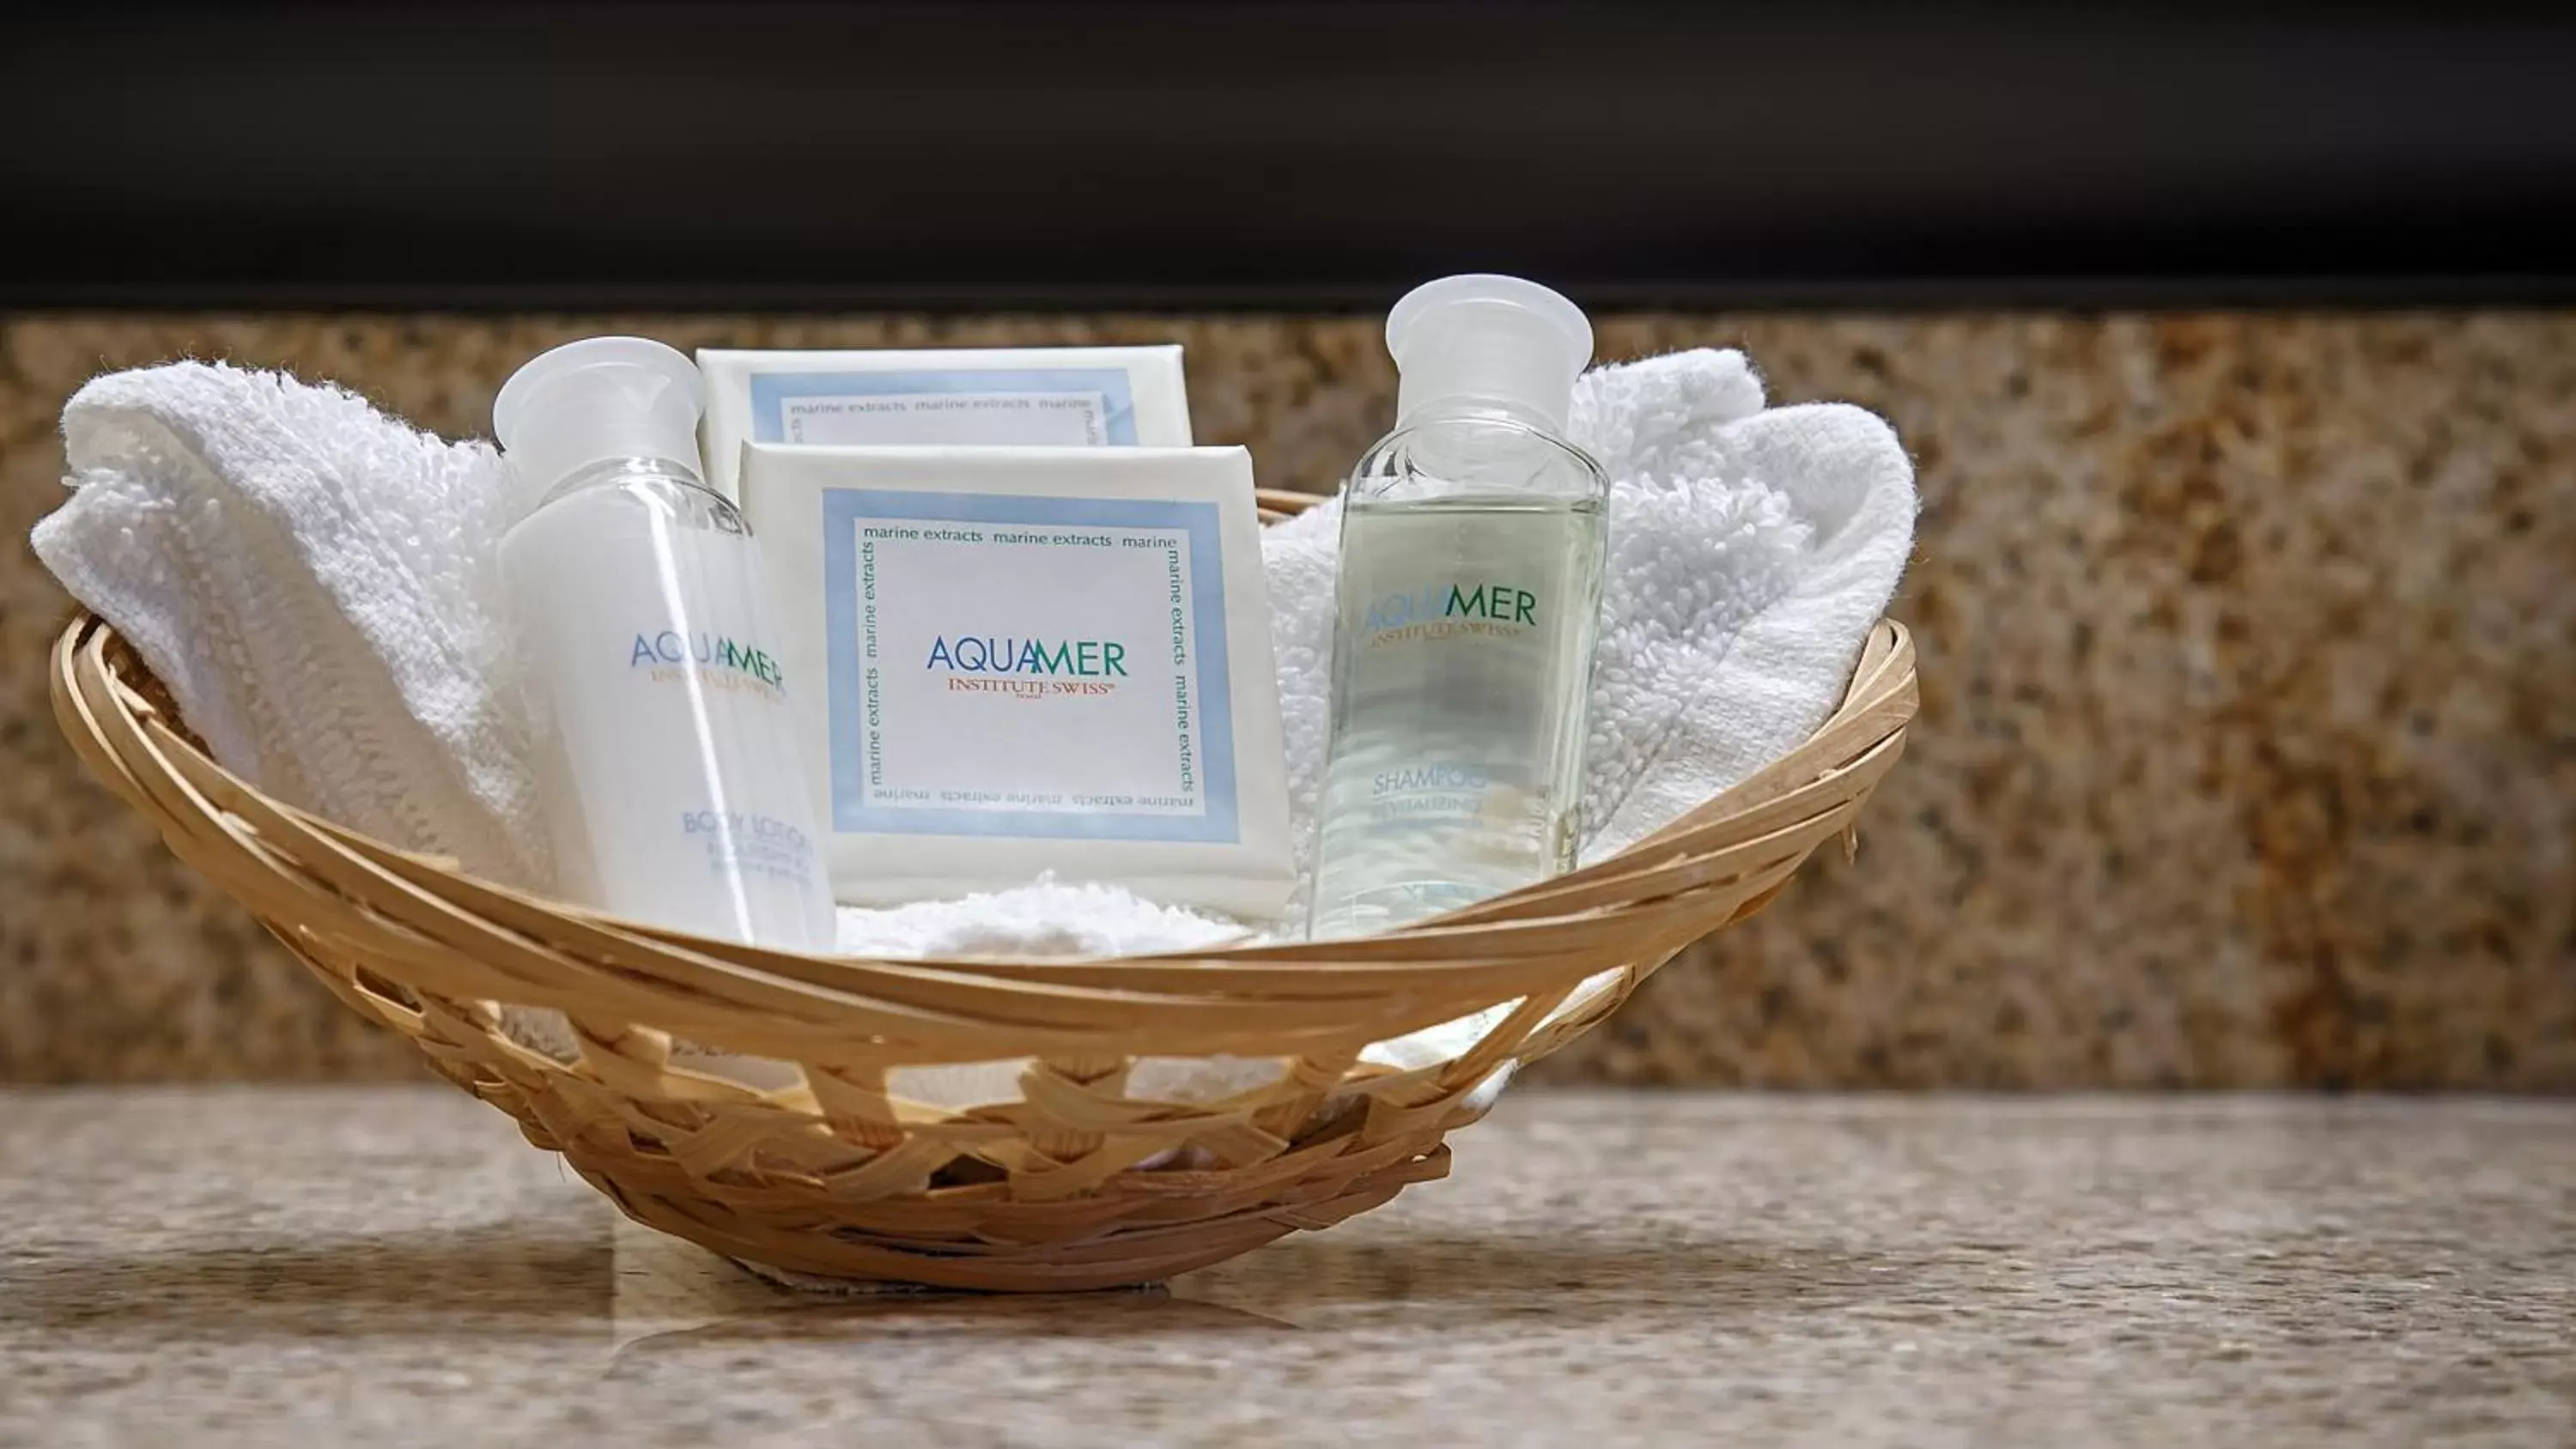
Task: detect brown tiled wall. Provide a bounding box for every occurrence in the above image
[3,312,2570,1086]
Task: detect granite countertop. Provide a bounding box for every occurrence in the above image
[0,1089,2567,1446]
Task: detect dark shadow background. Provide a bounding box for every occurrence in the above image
[7,0,2576,311]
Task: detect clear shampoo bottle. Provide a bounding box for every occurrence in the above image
[494,337,834,949]
[1307,276,1610,939]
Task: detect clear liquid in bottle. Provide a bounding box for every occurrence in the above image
[1309,487,1607,938]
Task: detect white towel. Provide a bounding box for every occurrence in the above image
[34,361,551,886]
[33,349,1912,1084]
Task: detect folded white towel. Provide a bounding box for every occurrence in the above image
[33,348,1912,1093]
[34,361,551,886]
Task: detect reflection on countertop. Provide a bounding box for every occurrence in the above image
[0,1087,2567,1446]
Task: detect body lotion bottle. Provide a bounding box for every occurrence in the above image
[1308,276,1610,939]
[494,337,834,949]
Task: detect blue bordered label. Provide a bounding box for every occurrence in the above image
[820,488,1238,843]
[750,369,1141,448]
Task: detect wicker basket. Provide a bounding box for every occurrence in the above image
[49,489,1916,1291]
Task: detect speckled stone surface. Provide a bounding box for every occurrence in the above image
[3,313,2572,1085]
[0,1088,2567,1446]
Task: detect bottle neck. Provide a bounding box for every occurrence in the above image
[1394,394,1570,439]
[513,454,725,527]
[1355,397,1607,506]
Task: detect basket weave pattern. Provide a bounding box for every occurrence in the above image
[50,491,1916,1290]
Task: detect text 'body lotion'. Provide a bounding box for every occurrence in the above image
[1308,276,1609,939]
[494,337,835,949]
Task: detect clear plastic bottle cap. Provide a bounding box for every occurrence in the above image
[492,336,707,518]
[1386,274,1594,431]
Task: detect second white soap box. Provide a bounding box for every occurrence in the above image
[699,346,1193,501]
[741,443,1295,919]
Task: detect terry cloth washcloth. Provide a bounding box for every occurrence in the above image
[34,361,552,887]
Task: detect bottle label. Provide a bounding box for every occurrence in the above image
[683,809,819,887]
[1359,581,1544,643]
[1368,761,1491,823]
[502,489,833,947]
[627,629,789,699]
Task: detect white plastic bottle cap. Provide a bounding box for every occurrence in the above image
[492,336,707,516]
[1385,274,1594,431]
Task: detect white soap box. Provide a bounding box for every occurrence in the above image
[699,346,1192,502]
[740,442,1295,919]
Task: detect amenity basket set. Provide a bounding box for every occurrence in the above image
[52,490,1917,1292]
